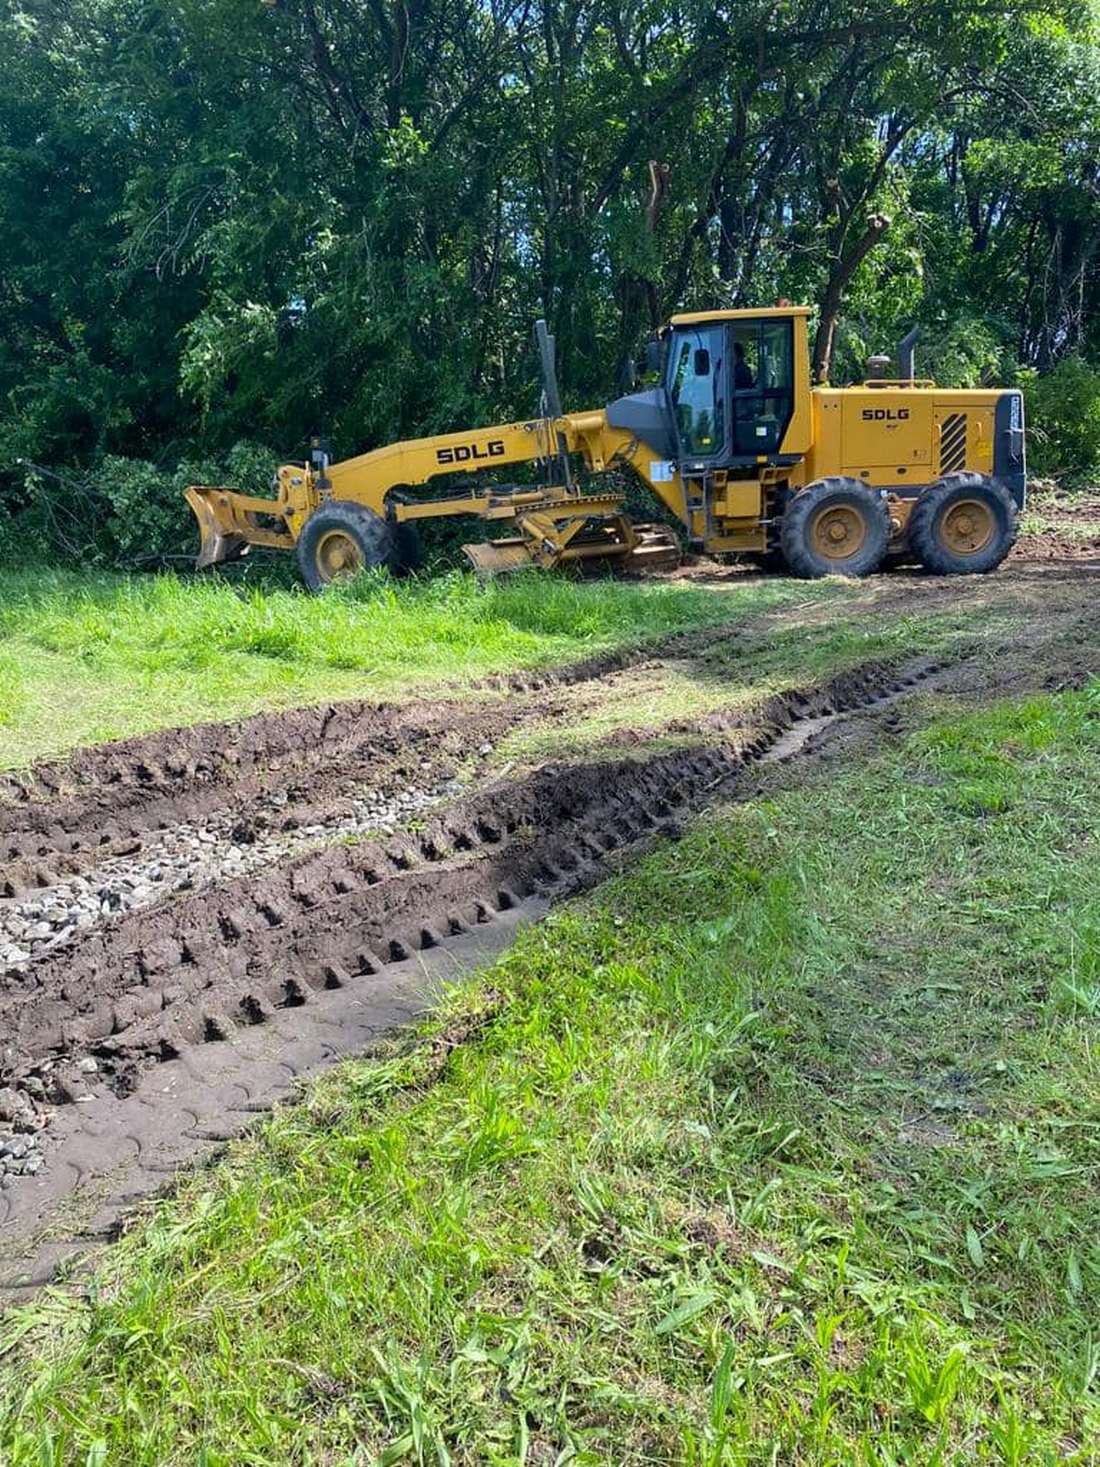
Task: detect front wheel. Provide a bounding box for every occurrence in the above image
[296,501,395,591]
[779,478,890,579]
[908,474,1017,575]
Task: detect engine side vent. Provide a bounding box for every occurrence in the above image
[939,413,968,474]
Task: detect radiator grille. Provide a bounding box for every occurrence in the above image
[939,412,968,474]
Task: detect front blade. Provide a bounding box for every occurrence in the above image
[461,538,536,575]
[184,486,249,569]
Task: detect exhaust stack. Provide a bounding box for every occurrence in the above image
[897,326,920,381]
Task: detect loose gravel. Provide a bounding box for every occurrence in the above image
[0,772,469,975]
[0,763,485,1177]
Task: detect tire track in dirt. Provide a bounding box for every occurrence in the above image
[0,617,757,865]
[0,622,774,970]
[5,558,1098,1299]
[0,905,541,1296]
[3,563,1090,902]
[0,654,944,1295]
[0,699,508,900]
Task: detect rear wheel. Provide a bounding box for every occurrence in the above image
[296,501,395,591]
[908,474,1017,575]
[780,477,890,578]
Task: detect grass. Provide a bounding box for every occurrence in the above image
[497,602,1025,763]
[1019,511,1100,544]
[0,566,843,768]
[1019,487,1100,545]
[3,683,1099,1462]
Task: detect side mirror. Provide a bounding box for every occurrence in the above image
[693,347,711,377]
[644,336,662,375]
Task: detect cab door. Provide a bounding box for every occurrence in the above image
[729,318,795,456]
[666,323,728,465]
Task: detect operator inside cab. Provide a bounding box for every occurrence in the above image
[733,340,755,390]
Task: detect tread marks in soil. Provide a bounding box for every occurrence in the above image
[0,654,945,1296]
[1,656,939,1106]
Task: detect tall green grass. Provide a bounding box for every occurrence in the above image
[3,686,1099,1462]
[0,567,808,673]
[0,566,837,767]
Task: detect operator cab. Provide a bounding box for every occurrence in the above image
[605,305,811,472]
[664,309,801,466]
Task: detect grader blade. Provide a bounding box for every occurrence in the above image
[461,537,537,575]
[625,523,682,572]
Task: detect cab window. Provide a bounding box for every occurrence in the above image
[669,325,726,457]
[730,319,794,456]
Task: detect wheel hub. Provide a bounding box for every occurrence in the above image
[939,498,994,556]
[315,529,365,583]
[811,504,868,560]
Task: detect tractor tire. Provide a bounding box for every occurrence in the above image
[296,500,395,592]
[780,477,890,579]
[908,473,1017,575]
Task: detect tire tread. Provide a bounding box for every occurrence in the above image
[296,501,395,592]
[780,477,890,579]
[908,473,1016,575]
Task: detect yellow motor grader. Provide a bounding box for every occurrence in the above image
[185,306,1025,588]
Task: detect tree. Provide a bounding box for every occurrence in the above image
[1,0,1098,562]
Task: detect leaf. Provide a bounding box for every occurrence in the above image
[965,1224,984,1269]
[751,1249,791,1274]
[655,1290,717,1336]
[709,1342,735,1429]
[379,1431,414,1465]
[1067,1246,1083,1297]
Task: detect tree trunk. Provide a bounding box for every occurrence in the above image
[812,212,890,382]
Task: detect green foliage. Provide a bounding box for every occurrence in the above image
[1020,358,1100,483]
[98,457,206,563]
[6,442,279,567]
[1,0,1099,556]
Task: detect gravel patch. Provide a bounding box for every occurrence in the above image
[0,769,469,982]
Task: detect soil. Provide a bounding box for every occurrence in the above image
[3,494,1099,1300]
[1011,483,1100,564]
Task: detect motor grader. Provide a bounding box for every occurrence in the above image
[185,306,1025,588]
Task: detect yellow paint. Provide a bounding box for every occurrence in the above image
[715,481,762,518]
[668,305,814,325]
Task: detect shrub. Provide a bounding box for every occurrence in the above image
[100,456,210,564]
[5,441,279,567]
[1020,357,1100,484]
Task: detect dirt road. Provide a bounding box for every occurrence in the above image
[3,539,1099,1298]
